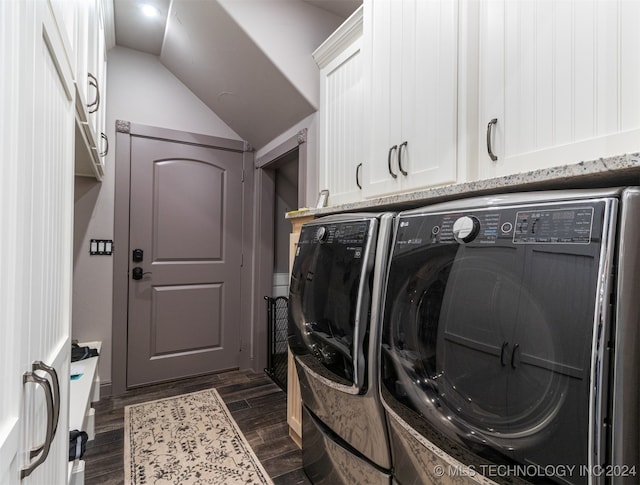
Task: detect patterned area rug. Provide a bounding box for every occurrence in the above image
[124,388,273,484]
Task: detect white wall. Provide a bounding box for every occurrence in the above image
[72,46,241,387]
[218,0,345,109]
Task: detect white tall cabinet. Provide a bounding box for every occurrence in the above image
[0,1,75,483]
[0,0,107,483]
[478,0,640,178]
[363,0,458,198]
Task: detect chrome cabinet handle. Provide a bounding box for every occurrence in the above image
[32,361,60,440]
[21,371,55,479]
[398,141,408,176]
[87,73,100,114]
[387,145,398,179]
[487,118,498,161]
[99,132,109,157]
[356,163,362,189]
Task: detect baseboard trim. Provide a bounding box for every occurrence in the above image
[100,381,112,399]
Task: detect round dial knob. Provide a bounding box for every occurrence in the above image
[452,216,480,243]
[316,226,329,242]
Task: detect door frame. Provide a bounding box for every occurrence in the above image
[251,129,308,375]
[111,121,253,395]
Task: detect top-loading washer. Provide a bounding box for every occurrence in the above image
[288,212,395,484]
[379,188,640,485]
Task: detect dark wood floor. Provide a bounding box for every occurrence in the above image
[83,369,311,485]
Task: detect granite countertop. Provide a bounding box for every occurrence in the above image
[288,153,640,219]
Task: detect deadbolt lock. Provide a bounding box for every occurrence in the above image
[132,248,143,262]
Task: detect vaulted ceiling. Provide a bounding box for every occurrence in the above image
[112,0,361,149]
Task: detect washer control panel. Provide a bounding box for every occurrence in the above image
[513,207,594,244]
[395,202,599,249]
[437,212,501,244]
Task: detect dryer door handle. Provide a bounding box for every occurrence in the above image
[500,341,509,367]
[511,343,520,369]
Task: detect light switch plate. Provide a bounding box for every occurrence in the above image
[90,239,113,255]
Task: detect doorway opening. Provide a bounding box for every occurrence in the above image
[272,152,299,297]
[253,129,307,373]
[263,152,298,389]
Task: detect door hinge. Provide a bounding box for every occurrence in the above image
[241,169,245,182]
[241,253,244,267]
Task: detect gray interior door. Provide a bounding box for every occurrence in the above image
[127,136,243,387]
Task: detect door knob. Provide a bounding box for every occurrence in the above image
[132,267,152,280]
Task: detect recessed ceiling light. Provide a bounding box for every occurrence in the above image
[141,4,159,17]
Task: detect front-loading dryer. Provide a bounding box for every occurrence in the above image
[380,188,640,485]
[288,213,395,484]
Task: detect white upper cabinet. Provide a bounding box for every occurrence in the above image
[363,0,458,198]
[73,0,108,180]
[479,0,640,178]
[314,7,364,206]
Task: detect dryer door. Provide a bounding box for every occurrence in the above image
[289,218,378,391]
[381,238,520,440]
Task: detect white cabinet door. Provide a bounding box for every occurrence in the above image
[0,5,26,481]
[88,0,107,149]
[92,0,108,163]
[479,0,640,178]
[0,1,74,483]
[399,0,458,192]
[316,12,364,206]
[364,0,402,197]
[74,0,107,180]
[50,0,76,65]
[74,0,90,113]
[364,0,458,198]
